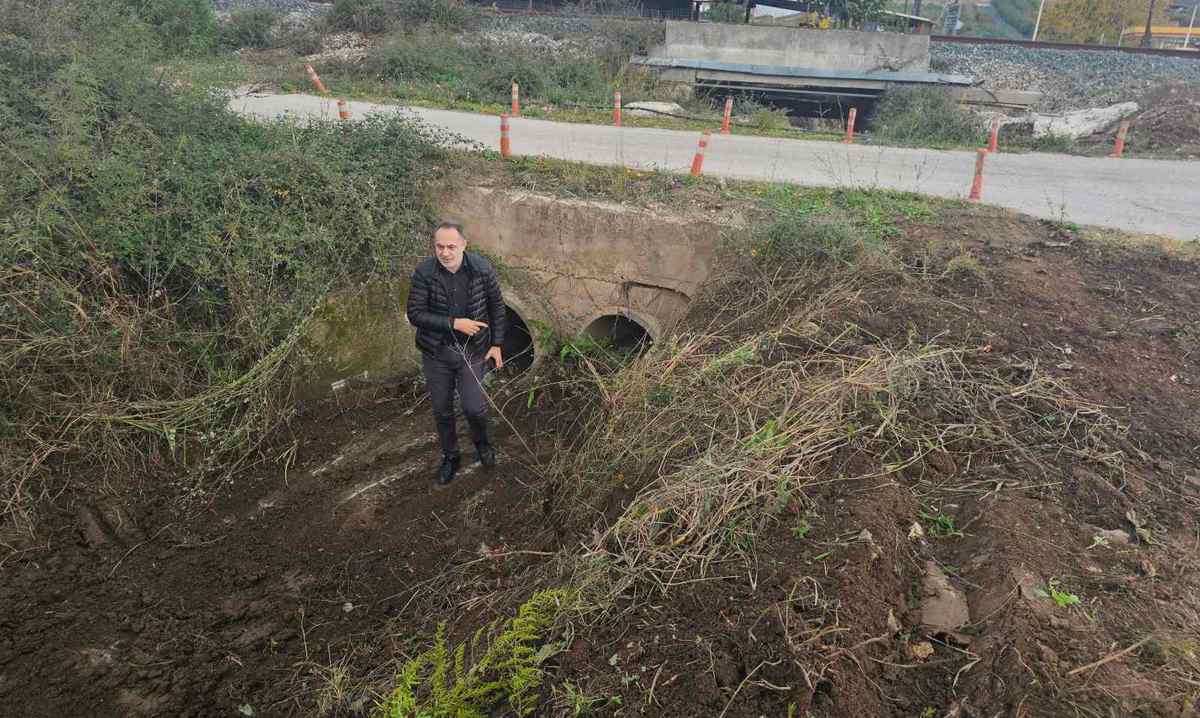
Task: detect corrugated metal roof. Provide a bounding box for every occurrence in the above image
[633,56,975,85]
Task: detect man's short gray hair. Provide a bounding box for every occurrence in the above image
[433,220,465,240]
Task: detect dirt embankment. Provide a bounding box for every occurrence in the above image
[2,211,1199,718]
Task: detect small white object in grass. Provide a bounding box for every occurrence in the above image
[342,602,354,613]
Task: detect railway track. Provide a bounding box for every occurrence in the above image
[480,2,1200,59]
[930,33,1200,59]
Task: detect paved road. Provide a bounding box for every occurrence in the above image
[232,92,1200,241]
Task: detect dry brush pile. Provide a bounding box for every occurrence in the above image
[548,262,1126,613]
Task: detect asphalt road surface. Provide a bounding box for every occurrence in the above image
[231,91,1200,241]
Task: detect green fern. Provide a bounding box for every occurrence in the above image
[375,589,572,718]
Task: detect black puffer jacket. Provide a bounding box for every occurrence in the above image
[406,252,506,357]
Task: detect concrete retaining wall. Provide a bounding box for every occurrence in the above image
[655,21,930,72]
[298,187,725,397]
[442,186,722,338]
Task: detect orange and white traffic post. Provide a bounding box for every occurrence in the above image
[613,90,622,127]
[986,115,1001,153]
[968,148,986,203]
[1109,120,1130,158]
[500,113,512,158]
[721,97,733,134]
[842,107,857,144]
[305,64,329,94]
[511,81,520,116]
[690,130,710,176]
[337,99,350,120]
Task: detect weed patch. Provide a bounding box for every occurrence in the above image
[872,87,985,148]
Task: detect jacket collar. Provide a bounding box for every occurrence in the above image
[434,251,475,276]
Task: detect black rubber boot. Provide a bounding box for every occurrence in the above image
[435,453,461,486]
[476,441,497,469]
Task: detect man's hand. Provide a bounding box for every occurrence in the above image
[453,318,488,337]
[485,346,503,371]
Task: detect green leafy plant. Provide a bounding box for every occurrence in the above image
[918,511,964,539]
[559,337,608,364]
[1035,578,1081,608]
[555,681,606,717]
[746,418,789,450]
[375,589,572,718]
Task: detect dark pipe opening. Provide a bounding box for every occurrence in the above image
[499,305,535,375]
[583,314,652,351]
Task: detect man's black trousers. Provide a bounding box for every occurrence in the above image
[421,345,490,457]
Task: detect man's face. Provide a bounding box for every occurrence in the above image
[433,227,466,272]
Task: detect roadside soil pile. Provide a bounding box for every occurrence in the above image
[2,208,1199,718]
[1128,83,1200,158]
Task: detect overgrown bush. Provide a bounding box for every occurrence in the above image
[0,0,451,539]
[124,0,220,53]
[389,0,481,30]
[871,87,985,147]
[1032,132,1076,153]
[220,8,281,50]
[993,0,1036,36]
[751,215,880,266]
[561,0,645,16]
[328,0,480,33]
[328,0,393,33]
[703,1,745,22]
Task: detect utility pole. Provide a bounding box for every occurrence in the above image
[1141,0,1158,47]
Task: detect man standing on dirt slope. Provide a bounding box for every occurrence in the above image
[406,221,506,486]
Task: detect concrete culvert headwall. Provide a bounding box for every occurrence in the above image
[300,187,722,396]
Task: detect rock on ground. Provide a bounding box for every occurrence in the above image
[625,101,686,117]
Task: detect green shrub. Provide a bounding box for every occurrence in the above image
[872,87,985,148]
[364,32,480,90]
[546,60,608,104]
[328,0,479,33]
[993,0,1036,36]
[390,0,481,30]
[751,215,879,267]
[280,24,326,56]
[476,50,548,102]
[125,0,219,53]
[1032,132,1076,153]
[220,8,280,50]
[328,0,392,33]
[704,1,746,22]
